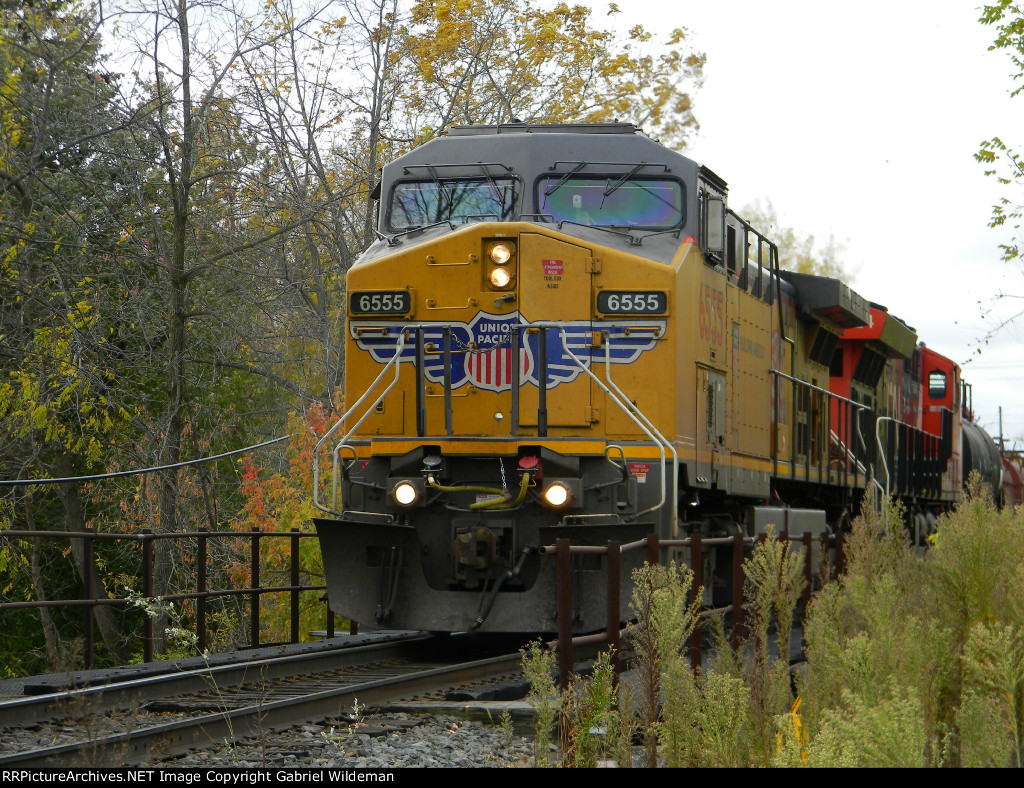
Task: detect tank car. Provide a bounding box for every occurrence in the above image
[1003,451,1024,507]
[312,123,975,634]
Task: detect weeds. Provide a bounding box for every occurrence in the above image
[629,561,702,766]
[561,652,616,767]
[519,477,1024,767]
[521,640,560,766]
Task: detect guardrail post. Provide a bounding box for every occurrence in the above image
[250,530,261,649]
[802,532,813,631]
[556,537,573,691]
[819,531,831,590]
[732,531,744,652]
[606,540,621,685]
[647,533,660,566]
[83,526,95,670]
[197,529,208,653]
[142,530,154,663]
[290,529,301,644]
[690,533,702,672]
[803,531,813,599]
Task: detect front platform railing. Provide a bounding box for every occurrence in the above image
[314,320,675,525]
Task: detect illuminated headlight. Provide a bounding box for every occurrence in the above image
[542,482,572,509]
[392,481,421,507]
[489,266,513,289]
[489,243,513,265]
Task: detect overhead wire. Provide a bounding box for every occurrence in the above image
[0,434,292,487]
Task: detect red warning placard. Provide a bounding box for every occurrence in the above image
[629,463,650,483]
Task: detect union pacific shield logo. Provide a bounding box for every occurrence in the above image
[351,311,665,393]
[463,313,531,390]
[466,346,531,388]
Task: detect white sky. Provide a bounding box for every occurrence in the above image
[603,0,1024,444]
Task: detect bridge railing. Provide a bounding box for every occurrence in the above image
[544,529,847,689]
[0,528,344,670]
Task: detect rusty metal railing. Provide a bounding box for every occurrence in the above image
[543,529,847,689]
[0,528,346,669]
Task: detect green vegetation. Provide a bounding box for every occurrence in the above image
[522,481,1024,767]
[0,0,704,673]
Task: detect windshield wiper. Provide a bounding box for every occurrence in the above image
[541,161,588,208]
[602,162,647,203]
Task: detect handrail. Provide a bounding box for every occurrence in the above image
[550,324,670,524]
[875,416,899,501]
[599,331,678,528]
[0,528,335,668]
[770,368,875,483]
[314,331,409,515]
[318,318,674,527]
[829,429,869,477]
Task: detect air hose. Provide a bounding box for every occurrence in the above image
[471,545,534,631]
[469,471,531,510]
[424,472,533,510]
[425,479,504,495]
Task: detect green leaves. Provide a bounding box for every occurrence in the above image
[977,6,1024,271]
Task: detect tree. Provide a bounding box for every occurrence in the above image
[394,0,704,149]
[1,0,708,667]
[0,0,156,665]
[975,3,1024,334]
[231,0,382,405]
[106,0,295,650]
[742,199,851,279]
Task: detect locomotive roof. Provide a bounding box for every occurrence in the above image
[447,122,642,136]
[382,124,702,189]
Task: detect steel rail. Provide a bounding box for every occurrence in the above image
[0,634,432,728]
[0,648,527,767]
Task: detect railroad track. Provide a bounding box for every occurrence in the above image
[0,633,535,767]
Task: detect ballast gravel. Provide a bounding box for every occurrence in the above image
[152,713,540,769]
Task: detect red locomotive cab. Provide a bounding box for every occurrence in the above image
[918,344,963,496]
[919,345,959,438]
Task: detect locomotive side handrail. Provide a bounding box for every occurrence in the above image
[599,330,679,529]
[875,415,949,510]
[770,368,875,490]
[550,323,672,524]
[313,330,409,515]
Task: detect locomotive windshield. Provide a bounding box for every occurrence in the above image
[387,178,517,230]
[537,175,684,229]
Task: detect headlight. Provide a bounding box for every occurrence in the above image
[489,266,513,289]
[484,240,516,291]
[542,482,571,509]
[393,480,421,507]
[489,242,513,264]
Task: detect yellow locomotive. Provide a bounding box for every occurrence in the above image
[313,123,965,633]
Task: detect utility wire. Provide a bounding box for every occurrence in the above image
[0,435,292,488]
